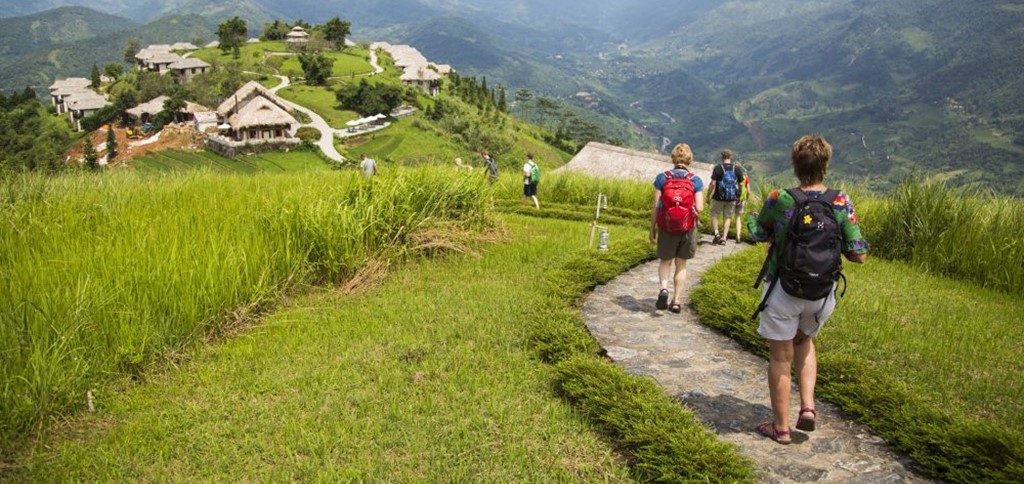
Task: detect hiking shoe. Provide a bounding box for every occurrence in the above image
[656,289,669,310]
[669,302,682,313]
[712,233,722,245]
[715,237,727,245]
[796,407,816,432]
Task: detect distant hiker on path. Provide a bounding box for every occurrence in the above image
[650,143,704,313]
[747,135,869,445]
[482,150,499,182]
[523,153,540,209]
[360,153,377,177]
[707,149,745,244]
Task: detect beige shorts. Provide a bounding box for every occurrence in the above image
[656,228,698,260]
[710,199,743,218]
[757,282,837,341]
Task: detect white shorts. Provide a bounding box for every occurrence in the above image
[757,282,837,341]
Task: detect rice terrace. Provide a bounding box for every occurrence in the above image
[2,0,1024,482]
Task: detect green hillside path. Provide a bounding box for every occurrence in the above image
[581,236,932,483]
[268,75,345,163]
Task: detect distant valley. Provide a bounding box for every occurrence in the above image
[2,0,1022,193]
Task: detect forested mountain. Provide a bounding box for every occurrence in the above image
[1,0,1022,192]
[0,14,216,90]
[0,7,135,64]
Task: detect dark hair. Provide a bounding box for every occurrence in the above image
[721,149,732,160]
[791,135,831,185]
[527,153,533,160]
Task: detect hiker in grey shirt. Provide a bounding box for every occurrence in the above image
[360,153,377,177]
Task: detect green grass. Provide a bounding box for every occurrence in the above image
[133,150,329,173]
[0,167,493,445]
[277,84,359,129]
[692,248,1024,482]
[279,49,374,79]
[191,41,289,73]
[343,116,466,165]
[859,182,1024,295]
[0,214,753,481]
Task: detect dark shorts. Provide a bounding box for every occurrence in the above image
[523,183,538,197]
[657,227,698,260]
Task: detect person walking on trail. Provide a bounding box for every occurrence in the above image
[482,150,499,182]
[650,143,704,314]
[747,135,869,445]
[707,149,746,244]
[522,153,540,209]
[359,153,377,177]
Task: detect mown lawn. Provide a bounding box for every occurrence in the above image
[280,49,374,78]
[277,84,360,129]
[343,117,466,165]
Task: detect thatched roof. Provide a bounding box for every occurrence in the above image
[400,67,441,82]
[228,97,297,129]
[169,58,211,70]
[286,26,310,40]
[148,52,184,65]
[52,86,94,98]
[135,44,172,61]
[49,77,91,91]
[127,96,210,118]
[204,40,220,48]
[66,93,110,111]
[217,81,293,117]
[170,42,199,51]
[557,142,714,184]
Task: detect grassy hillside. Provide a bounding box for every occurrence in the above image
[0,167,493,444]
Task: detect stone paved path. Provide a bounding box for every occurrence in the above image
[582,235,931,483]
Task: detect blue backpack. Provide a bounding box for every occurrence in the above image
[719,164,739,201]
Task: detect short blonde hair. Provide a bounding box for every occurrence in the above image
[791,135,832,185]
[671,143,693,167]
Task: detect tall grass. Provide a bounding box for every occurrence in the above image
[0,167,493,443]
[495,171,653,212]
[859,182,1024,295]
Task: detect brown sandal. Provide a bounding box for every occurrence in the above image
[796,407,816,432]
[757,422,792,444]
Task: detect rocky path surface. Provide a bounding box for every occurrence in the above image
[582,235,930,483]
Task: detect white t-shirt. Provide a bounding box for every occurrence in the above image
[360,158,376,177]
[523,161,536,185]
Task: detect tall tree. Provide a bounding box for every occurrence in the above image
[104,63,124,80]
[106,126,118,161]
[123,38,140,65]
[514,88,532,121]
[496,84,508,112]
[322,17,352,50]
[83,137,99,171]
[262,20,289,41]
[91,64,101,88]
[298,51,333,86]
[217,16,248,58]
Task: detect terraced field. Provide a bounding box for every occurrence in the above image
[133,150,329,173]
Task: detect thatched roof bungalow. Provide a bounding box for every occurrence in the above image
[216,81,298,143]
[558,142,714,184]
[169,57,211,82]
[286,26,310,48]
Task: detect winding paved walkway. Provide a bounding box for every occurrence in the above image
[268,75,345,163]
[582,236,930,483]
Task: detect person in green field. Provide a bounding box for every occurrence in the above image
[359,153,377,177]
[522,153,540,209]
[747,134,869,444]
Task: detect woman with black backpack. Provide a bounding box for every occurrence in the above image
[746,135,870,444]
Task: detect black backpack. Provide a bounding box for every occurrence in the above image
[752,188,846,319]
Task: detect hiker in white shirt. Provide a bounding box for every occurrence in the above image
[522,153,540,209]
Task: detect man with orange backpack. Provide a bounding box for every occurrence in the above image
[649,143,705,313]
